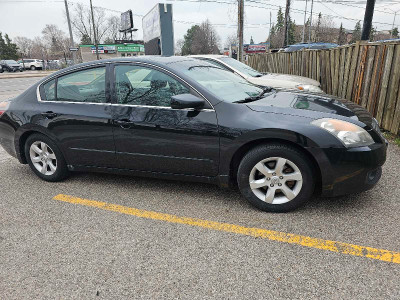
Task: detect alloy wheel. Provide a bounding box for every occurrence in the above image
[29,141,57,176]
[249,157,303,204]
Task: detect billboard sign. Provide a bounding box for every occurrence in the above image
[244,44,267,53]
[121,10,133,31]
[142,4,161,43]
[91,45,116,54]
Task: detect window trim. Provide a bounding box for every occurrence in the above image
[110,62,214,110]
[36,61,215,111]
[37,63,110,105]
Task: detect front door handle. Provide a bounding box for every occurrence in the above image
[41,111,58,119]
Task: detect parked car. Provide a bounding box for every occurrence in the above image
[0,57,387,212]
[0,60,24,72]
[18,59,44,70]
[0,65,3,73]
[284,43,338,52]
[190,55,323,93]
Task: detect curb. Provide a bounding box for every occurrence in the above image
[0,72,54,80]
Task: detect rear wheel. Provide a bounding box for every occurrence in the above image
[237,144,315,212]
[25,133,69,182]
[30,65,36,70]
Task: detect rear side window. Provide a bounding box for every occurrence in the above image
[56,67,107,103]
[43,79,56,101]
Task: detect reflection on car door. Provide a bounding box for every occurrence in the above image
[39,65,116,168]
[111,63,220,177]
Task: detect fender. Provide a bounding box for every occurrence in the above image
[14,124,66,164]
[218,127,334,191]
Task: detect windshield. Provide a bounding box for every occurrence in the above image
[219,57,262,77]
[181,65,263,103]
[5,60,18,64]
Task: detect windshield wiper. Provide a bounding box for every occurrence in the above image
[233,87,273,104]
[233,97,260,103]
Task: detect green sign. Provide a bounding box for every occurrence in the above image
[117,45,144,52]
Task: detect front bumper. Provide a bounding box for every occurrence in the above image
[308,142,387,197]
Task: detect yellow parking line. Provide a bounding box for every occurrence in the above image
[53,194,400,264]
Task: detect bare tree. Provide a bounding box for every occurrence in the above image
[30,37,48,60]
[104,15,122,43]
[70,3,110,44]
[14,36,33,58]
[42,24,69,59]
[224,34,237,49]
[314,14,337,43]
[191,20,220,54]
[175,38,184,55]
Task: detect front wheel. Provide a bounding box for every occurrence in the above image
[25,133,69,182]
[30,65,36,70]
[237,144,315,213]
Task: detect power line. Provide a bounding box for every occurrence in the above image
[246,0,400,27]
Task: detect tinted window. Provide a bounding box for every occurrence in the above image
[115,65,190,106]
[43,79,56,101]
[56,67,106,103]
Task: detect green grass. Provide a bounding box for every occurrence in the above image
[383,132,400,147]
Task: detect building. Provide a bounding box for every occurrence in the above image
[79,43,145,62]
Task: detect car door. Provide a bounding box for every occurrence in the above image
[111,63,220,177]
[38,64,116,168]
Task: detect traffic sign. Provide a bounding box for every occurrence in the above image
[69,47,79,51]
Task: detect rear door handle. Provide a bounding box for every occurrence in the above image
[114,119,135,128]
[41,111,58,119]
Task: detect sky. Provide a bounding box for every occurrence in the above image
[1,0,400,48]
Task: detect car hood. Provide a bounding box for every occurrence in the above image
[246,91,374,127]
[249,73,321,88]
[7,63,20,67]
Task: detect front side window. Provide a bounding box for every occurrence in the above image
[115,65,190,106]
[56,67,107,103]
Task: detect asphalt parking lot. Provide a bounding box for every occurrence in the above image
[1,77,400,299]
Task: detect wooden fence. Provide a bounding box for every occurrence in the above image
[247,41,400,135]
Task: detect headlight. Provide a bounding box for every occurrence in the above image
[296,84,323,93]
[311,118,374,148]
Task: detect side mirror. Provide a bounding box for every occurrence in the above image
[170,94,205,110]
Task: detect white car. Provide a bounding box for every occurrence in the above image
[189,55,323,93]
[18,59,44,70]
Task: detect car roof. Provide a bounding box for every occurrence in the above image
[188,55,227,59]
[42,56,219,79]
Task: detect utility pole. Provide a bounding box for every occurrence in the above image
[268,11,272,52]
[283,0,291,47]
[386,9,400,39]
[361,0,376,40]
[90,0,99,60]
[302,0,308,43]
[237,0,244,62]
[308,0,314,43]
[64,0,76,64]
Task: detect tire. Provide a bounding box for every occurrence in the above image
[237,143,315,213]
[24,133,69,182]
[30,65,36,70]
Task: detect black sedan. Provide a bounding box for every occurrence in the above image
[0,57,387,212]
[0,60,24,72]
